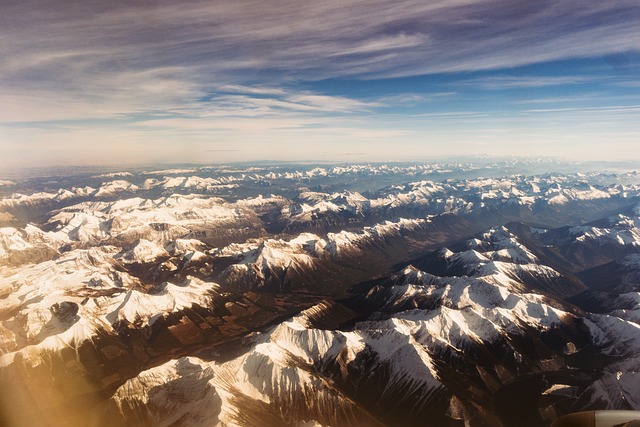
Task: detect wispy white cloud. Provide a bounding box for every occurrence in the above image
[286,94,378,112]
[511,94,606,105]
[1,0,639,166]
[327,33,428,57]
[457,75,593,90]
[132,116,320,131]
[220,85,287,96]
[611,80,640,88]
[3,0,638,105]
[521,105,640,114]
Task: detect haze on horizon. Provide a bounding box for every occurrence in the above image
[1,0,639,169]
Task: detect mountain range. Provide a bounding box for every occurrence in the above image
[1,160,639,427]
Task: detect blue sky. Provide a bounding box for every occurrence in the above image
[1,0,639,168]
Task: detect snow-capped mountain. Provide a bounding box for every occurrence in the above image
[1,161,639,427]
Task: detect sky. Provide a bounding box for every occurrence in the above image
[1,0,639,169]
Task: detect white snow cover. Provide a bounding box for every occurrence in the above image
[583,314,640,356]
[569,211,640,247]
[92,172,134,179]
[2,194,256,252]
[0,187,93,208]
[281,190,372,226]
[151,175,240,193]
[546,184,612,205]
[1,245,135,303]
[610,292,640,324]
[218,216,429,281]
[112,356,221,427]
[117,239,169,263]
[467,226,539,264]
[0,227,35,257]
[274,172,636,226]
[106,268,572,427]
[582,357,640,408]
[104,278,218,327]
[383,265,568,338]
[0,240,218,359]
[94,180,140,197]
[110,303,442,427]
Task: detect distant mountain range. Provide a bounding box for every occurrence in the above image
[1,161,639,427]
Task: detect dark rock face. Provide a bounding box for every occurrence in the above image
[50,301,79,322]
